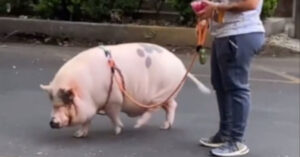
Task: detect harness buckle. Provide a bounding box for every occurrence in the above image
[99,45,111,58]
[108,59,115,68]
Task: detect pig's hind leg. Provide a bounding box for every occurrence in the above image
[161,100,178,130]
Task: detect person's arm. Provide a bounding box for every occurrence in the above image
[217,0,260,12]
[197,0,260,19]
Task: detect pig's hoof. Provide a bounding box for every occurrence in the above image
[97,110,106,115]
[134,123,142,129]
[115,126,122,135]
[160,122,171,130]
[134,121,144,129]
[73,130,88,138]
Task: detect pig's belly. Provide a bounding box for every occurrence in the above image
[120,83,180,117]
[120,91,170,117]
[121,101,149,117]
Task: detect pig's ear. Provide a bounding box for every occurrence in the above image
[40,84,52,93]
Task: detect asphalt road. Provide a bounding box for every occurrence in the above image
[0,43,299,157]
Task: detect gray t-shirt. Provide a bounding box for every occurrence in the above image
[211,0,265,38]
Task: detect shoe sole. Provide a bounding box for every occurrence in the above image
[199,139,224,148]
[211,147,250,157]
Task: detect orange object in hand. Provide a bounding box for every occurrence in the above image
[196,19,209,64]
[196,20,209,49]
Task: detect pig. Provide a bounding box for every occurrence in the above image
[40,43,210,138]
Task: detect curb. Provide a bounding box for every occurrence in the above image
[0,17,297,57]
[261,43,300,57]
[0,17,214,47]
[261,33,300,56]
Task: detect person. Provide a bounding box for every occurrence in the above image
[196,0,265,156]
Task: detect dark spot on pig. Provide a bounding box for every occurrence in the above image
[58,89,74,105]
[137,49,145,57]
[145,57,152,68]
[141,44,153,53]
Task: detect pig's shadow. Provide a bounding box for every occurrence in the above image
[34,125,173,145]
[32,125,212,156]
[35,112,171,146]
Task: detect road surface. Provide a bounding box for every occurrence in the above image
[0,43,299,157]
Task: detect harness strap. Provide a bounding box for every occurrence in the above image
[99,45,111,58]
[99,46,114,72]
[97,46,115,113]
[103,68,114,106]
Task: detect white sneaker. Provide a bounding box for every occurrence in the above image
[210,141,249,157]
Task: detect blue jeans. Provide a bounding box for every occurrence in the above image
[211,32,265,142]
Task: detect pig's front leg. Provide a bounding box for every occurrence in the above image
[73,121,91,138]
[106,104,124,135]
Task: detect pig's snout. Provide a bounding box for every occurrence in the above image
[49,118,60,129]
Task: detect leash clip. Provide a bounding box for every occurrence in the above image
[99,45,115,72]
[99,45,112,59]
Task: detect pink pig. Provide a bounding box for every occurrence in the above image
[40,43,210,138]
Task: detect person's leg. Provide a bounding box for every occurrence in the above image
[199,39,231,147]
[212,39,232,139]
[211,33,265,156]
[221,33,264,142]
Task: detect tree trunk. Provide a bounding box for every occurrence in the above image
[296,0,300,39]
[275,0,293,17]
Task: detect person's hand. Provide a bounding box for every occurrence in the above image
[196,0,218,20]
